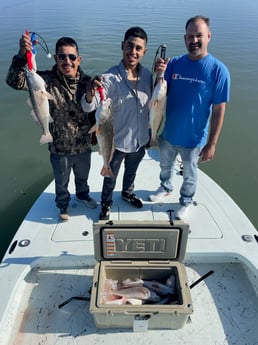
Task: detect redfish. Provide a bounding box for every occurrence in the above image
[111,286,160,303]
[26,67,54,144]
[95,97,114,177]
[149,77,167,146]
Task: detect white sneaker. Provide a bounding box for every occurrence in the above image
[149,186,172,202]
[175,204,190,220]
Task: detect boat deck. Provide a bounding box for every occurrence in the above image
[0,150,258,345]
[3,259,258,345]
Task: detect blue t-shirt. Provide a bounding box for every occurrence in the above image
[162,54,230,148]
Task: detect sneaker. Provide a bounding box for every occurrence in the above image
[59,208,69,221]
[99,204,111,220]
[76,195,98,209]
[122,192,143,208]
[175,204,190,220]
[149,186,172,202]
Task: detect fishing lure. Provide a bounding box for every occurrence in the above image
[25,29,51,70]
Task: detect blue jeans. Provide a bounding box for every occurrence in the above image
[50,149,91,209]
[159,137,200,206]
[101,147,145,206]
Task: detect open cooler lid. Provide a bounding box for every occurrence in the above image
[93,220,190,262]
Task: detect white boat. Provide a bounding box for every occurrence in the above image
[0,149,258,345]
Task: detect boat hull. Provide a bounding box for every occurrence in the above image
[0,150,258,344]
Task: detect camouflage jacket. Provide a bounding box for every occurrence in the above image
[6,54,96,154]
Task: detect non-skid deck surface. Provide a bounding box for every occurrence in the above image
[5,261,258,345]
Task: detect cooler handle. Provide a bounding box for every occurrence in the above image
[124,311,158,316]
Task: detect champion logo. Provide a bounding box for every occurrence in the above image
[171,73,205,84]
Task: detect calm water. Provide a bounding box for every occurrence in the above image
[0,0,258,259]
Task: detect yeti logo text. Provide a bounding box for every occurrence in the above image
[115,238,166,253]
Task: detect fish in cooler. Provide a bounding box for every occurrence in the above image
[117,278,144,289]
[103,275,176,305]
[143,277,175,296]
[103,285,161,305]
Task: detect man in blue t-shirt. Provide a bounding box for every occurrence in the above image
[149,15,230,220]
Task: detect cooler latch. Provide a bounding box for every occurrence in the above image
[133,314,151,332]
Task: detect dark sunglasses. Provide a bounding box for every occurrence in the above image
[57,53,78,62]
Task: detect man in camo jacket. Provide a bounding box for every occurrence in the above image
[6,33,97,221]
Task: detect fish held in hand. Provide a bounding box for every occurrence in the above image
[26,68,54,144]
[149,77,167,146]
[95,97,114,177]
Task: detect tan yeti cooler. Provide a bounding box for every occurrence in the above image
[90,220,193,331]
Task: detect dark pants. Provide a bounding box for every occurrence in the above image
[101,147,145,206]
[50,149,91,209]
